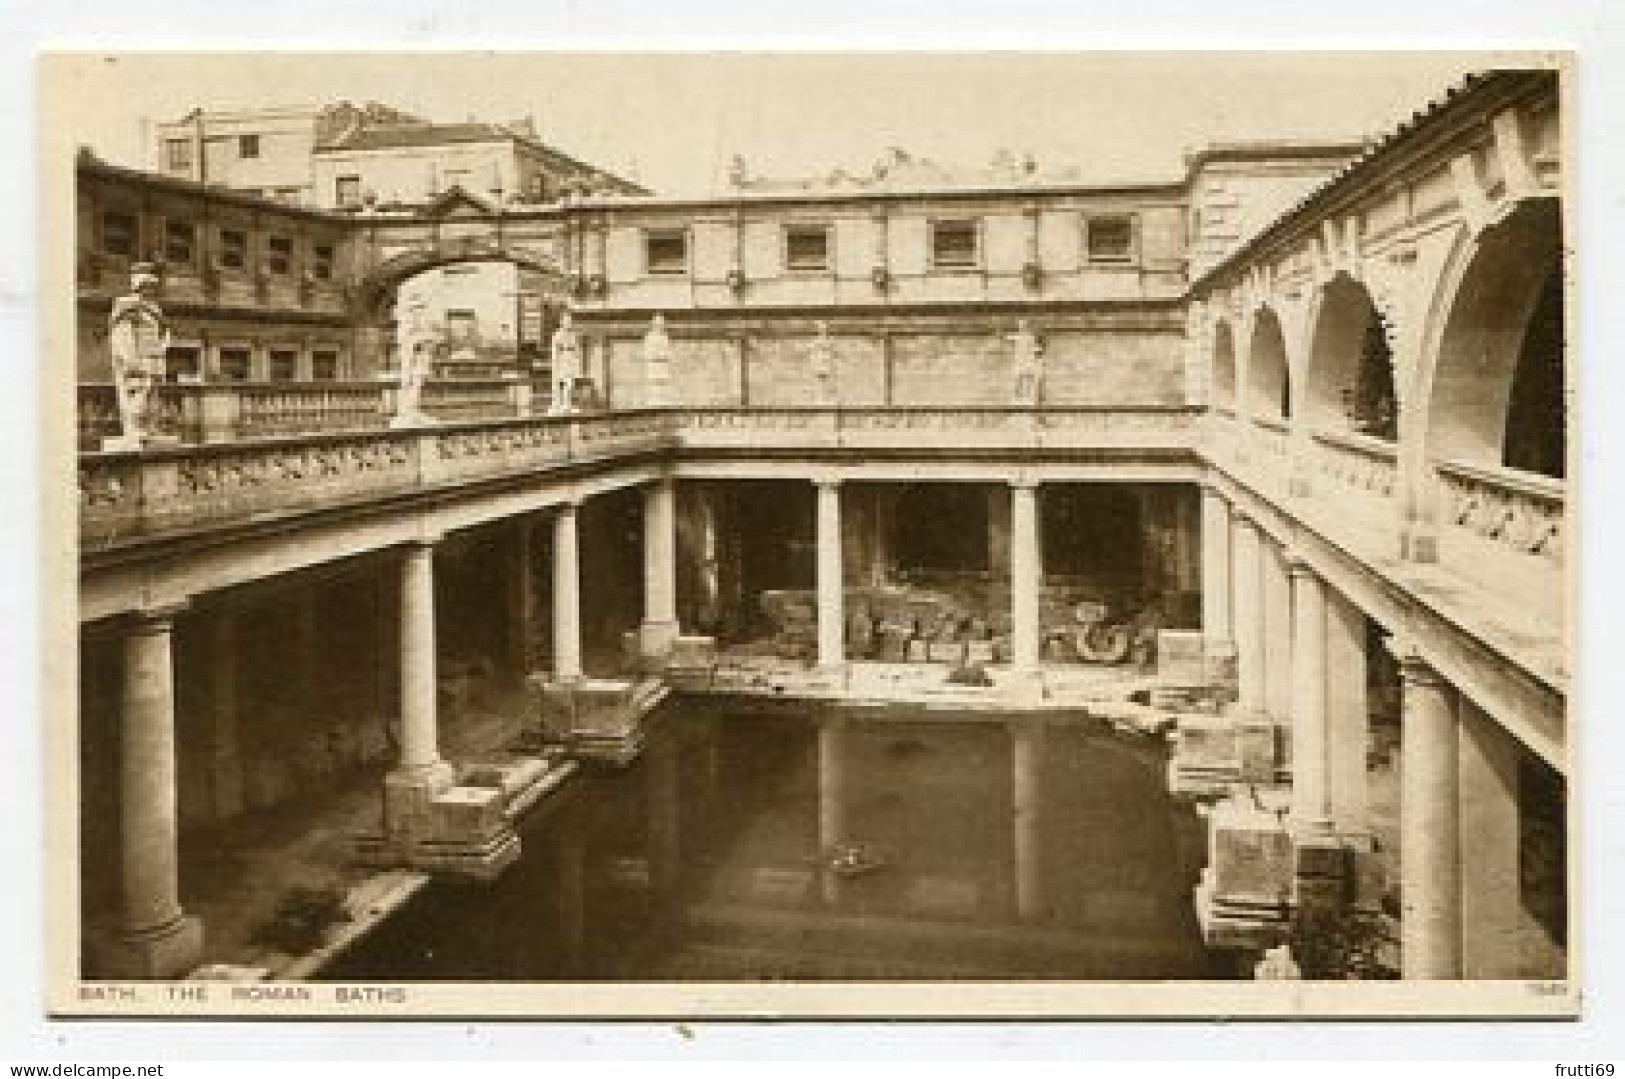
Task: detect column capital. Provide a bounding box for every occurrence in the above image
[1386,636,1447,688]
[402,531,441,552]
[127,600,189,632]
[811,472,843,490]
[1009,476,1041,492]
[1284,548,1316,579]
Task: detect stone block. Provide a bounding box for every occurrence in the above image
[431,785,507,844]
[966,639,996,665]
[1157,630,1206,684]
[667,634,717,669]
[1209,799,1294,909]
[1236,720,1280,785]
[928,640,965,664]
[906,639,930,663]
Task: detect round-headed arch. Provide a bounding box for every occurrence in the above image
[1304,274,1398,440]
[1244,306,1291,423]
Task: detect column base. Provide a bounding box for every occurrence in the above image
[96,913,205,980]
[638,619,681,665]
[368,761,520,882]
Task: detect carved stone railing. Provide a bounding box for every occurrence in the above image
[1311,429,1399,501]
[1435,458,1565,562]
[672,405,1202,452]
[236,383,389,439]
[80,411,678,549]
[78,383,196,448]
[421,378,522,422]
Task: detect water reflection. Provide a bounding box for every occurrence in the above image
[322,704,1225,981]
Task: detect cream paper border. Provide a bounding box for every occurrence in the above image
[37,48,1580,1023]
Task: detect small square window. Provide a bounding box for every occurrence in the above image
[311,350,339,381]
[238,134,260,159]
[218,347,252,382]
[930,220,979,269]
[645,229,688,275]
[335,176,362,209]
[784,224,831,271]
[1086,215,1135,263]
[265,235,294,276]
[164,139,193,172]
[101,211,138,258]
[311,244,334,280]
[268,348,299,381]
[165,345,201,382]
[445,310,477,341]
[218,228,248,270]
[163,221,195,266]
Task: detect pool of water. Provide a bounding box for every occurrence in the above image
[321,702,1225,981]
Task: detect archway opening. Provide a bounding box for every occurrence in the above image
[1426,199,1565,478]
[1212,321,1237,412]
[1305,275,1398,440]
[1245,308,1291,423]
[372,257,568,381]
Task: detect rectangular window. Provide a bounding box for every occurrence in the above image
[162,220,195,266]
[268,348,299,381]
[930,219,979,269]
[101,210,138,258]
[311,350,339,381]
[335,175,362,209]
[445,310,477,341]
[311,244,334,280]
[164,138,193,172]
[644,228,688,275]
[1085,214,1136,263]
[265,235,294,276]
[218,347,252,382]
[218,228,248,270]
[165,345,201,382]
[784,224,831,271]
[238,134,260,159]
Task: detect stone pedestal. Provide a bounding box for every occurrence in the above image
[1194,790,1295,951]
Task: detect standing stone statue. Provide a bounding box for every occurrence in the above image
[809,320,838,406]
[549,309,583,415]
[106,263,171,449]
[642,312,674,408]
[1009,319,1043,406]
[390,299,434,428]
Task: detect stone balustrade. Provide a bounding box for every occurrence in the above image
[79,410,678,549]
[1435,458,1564,563]
[1312,429,1399,502]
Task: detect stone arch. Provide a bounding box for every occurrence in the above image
[1244,306,1291,423]
[1212,320,1237,411]
[1304,273,1399,440]
[1420,198,1564,477]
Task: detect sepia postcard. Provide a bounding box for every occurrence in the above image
[39,48,1577,1021]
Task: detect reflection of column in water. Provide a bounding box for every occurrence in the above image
[1011,718,1044,922]
[646,732,681,894]
[555,831,586,977]
[817,715,846,905]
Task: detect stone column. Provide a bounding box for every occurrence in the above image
[1288,555,1328,829]
[1322,588,1370,830]
[1200,484,1235,680]
[1396,647,1462,979]
[207,607,243,821]
[394,539,449,781]
[110,604,204,978]
[1262,538,1293,728]
[640,477,680,662]
[815,478,845,672]
[1230,516,1266,718]
[552,502,583,682]
[1012,718,1045,922]
[1010,479,1042,677]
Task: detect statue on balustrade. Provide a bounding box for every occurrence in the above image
[1009,319,1043,406]
[642,313,674,409]
[550,309,583,415]
[809,321,838,406]
[105,263,172,450]
[390,298,434,428]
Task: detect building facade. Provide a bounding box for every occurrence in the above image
[70,69,1568,997]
